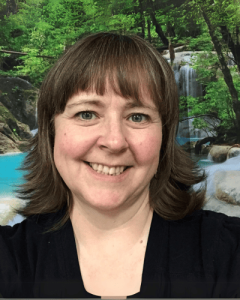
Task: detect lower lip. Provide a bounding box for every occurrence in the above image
[84,162,131,182]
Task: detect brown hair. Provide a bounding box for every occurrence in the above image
[13,31,208,234]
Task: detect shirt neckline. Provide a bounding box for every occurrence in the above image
[60,209,166,298]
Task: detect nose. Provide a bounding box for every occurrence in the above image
[97,115,129,153]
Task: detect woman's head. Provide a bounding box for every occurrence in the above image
[14,31,208,233]
[54,77,162,214]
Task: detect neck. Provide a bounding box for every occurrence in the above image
[70,192,153,251]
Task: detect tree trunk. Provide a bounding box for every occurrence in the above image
[146,0,169,46]
[194,136,216,154]
[139,0,145,39]
[167,23,175,38]
[147,18,152,43]
[219,25,240,73]
[201,9,240,143]
[6,0,17,16]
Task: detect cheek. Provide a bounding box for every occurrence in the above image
[54,130,93,160]
[134,131,162,165]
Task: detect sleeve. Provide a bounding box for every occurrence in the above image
[0,225,17,294]
[212,215,240,297]
[0,224,33,298]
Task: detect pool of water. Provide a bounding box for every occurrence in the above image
[0,152,28,198]
[0,151,217,199]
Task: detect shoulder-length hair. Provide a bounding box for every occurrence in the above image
[13,31,208,234]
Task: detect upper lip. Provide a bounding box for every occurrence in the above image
[85,161,131,168]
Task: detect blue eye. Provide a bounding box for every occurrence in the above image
[129,114,149,123]
[77,111,96,120]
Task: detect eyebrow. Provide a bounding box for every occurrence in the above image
[66,99,157,111]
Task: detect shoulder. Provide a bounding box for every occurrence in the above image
[193,209,240,297]
[168,208,240,232]
[153,210,240,297]
[154,209,240,272]
[169,209,240,252]
[189,209,240,242]
[0,205,67,246]
[0,212,56,265]
[0,207,68,297]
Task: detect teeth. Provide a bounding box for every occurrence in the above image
[89,163,125,175]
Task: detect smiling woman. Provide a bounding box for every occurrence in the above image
[1,31,240,298]
[12,31,207,228]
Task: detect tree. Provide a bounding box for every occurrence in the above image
[182,0,240,143]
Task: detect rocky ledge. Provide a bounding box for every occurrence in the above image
[190,144,240,217]
[0,102,32,154]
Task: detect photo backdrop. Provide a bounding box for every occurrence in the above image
[0,0,240,225]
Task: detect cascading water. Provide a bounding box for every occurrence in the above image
[173,57,219,144]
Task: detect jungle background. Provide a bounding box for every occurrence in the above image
[0,0,240,150]
[1,0,240,225]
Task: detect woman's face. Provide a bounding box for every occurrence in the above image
[54,81,162,212]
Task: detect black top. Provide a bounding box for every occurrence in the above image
[1,205,240,298]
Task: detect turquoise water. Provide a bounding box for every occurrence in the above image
[0,151,216,198]
[0,153,28,198]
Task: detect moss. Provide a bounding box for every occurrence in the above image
[11,86,21,93]
[0,104,16,122]
[0,104,22,141]
[18,141,30,152]
[23,89,38,105]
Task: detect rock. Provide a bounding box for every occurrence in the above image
[214,171,240,205]
[192,154,240,217]
[0,102,32,154]
[227,145,240,159]
[0,199,25,225]
[0,122,17,143]
[187,144,240,217]
[202,145,212,155]
[0,132,20,154]
[5,116,32,140]
[209,145,232,162]
[0,76,38,130]
[181,141,240,160]
[203,194,240,218]
[209,145,240,162]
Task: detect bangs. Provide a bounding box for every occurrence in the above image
[51,33,166,116]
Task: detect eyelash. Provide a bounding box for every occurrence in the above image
[75,110,151,123]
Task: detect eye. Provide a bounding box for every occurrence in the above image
[129,114,150,123]
[75,111,97,120]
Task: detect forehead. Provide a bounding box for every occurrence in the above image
[66,92,157,114]
[67,77,156,108]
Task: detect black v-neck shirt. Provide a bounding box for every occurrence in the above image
[1,205,240,298]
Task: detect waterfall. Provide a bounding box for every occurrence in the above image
[173,56,219,144]
[31,105,38,136]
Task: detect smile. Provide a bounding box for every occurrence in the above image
[84,161,129,176]
[84,161,131,182]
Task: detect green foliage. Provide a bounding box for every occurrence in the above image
[0,0,239,142]
[0,0,143,86]
[179,50,240,134]
[12,86,20,93]
[188,32,213,51]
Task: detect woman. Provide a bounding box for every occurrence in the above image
[0,31,240,298]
